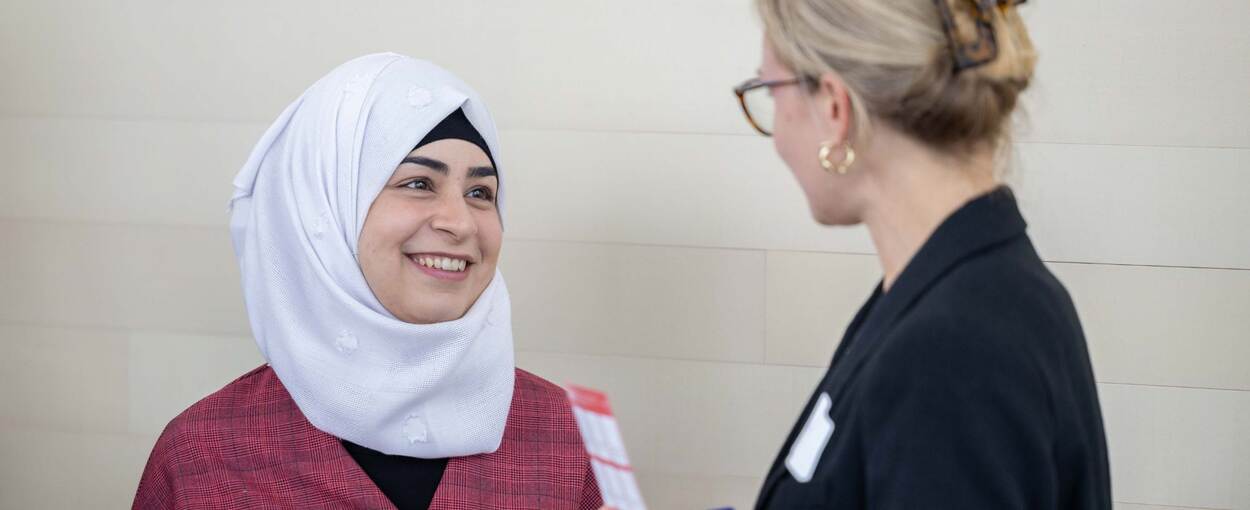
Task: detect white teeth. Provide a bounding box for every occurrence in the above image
[415,255,469,272]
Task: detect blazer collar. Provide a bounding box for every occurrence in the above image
[862,185,1026,337]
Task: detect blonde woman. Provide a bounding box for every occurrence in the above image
[732,1,1111,507]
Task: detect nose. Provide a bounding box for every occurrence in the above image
[429,193,478,241]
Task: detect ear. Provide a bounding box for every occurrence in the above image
[815,71,854,145]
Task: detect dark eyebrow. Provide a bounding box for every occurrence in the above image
[401,156,494,179]
[400,156,448,174]
[468,166,497,179]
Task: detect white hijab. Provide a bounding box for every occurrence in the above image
[228,53,515,458]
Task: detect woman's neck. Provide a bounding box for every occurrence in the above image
[859,136,999,291]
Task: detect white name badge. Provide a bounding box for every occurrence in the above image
[785,392,835,483]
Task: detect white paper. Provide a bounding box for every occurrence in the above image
[568,386,647,510]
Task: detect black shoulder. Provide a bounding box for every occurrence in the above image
[916,239,1085,357]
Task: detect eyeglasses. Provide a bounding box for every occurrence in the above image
[732,76,808,137]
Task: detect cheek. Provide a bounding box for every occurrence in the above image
[772,96,816,170]
[374,202,422,240]
[359,201,421,265]
[476,216,504,265]
[774,126,814,177]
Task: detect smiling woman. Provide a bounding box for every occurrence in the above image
[131,54,602,510]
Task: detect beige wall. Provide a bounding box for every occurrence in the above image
[2,1,1248,508]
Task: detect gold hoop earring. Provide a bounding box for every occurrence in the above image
[818,141,856,175]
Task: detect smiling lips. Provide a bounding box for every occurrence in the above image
[409,253,472,281]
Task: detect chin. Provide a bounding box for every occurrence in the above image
[430,301,473,323]
[810,204,862,227]
[402,309,458,325]
[393,296,472,324]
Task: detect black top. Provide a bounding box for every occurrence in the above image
[755,187,1111,509]
[342,440,448,510]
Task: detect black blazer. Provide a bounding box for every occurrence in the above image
[755,187,1111,509]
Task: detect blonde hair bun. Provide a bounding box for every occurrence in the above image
[758,0,1037,151]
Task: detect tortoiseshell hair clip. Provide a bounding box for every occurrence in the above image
[933,0,1028,71]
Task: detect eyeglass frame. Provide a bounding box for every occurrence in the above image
[732,76,814,137]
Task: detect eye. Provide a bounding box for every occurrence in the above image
[466,186,495,202]
[400,178,432,191]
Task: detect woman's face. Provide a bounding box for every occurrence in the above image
[358,139,502,324]
[762,38,867,226]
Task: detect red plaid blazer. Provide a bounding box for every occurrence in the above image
[133,365,603,509]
